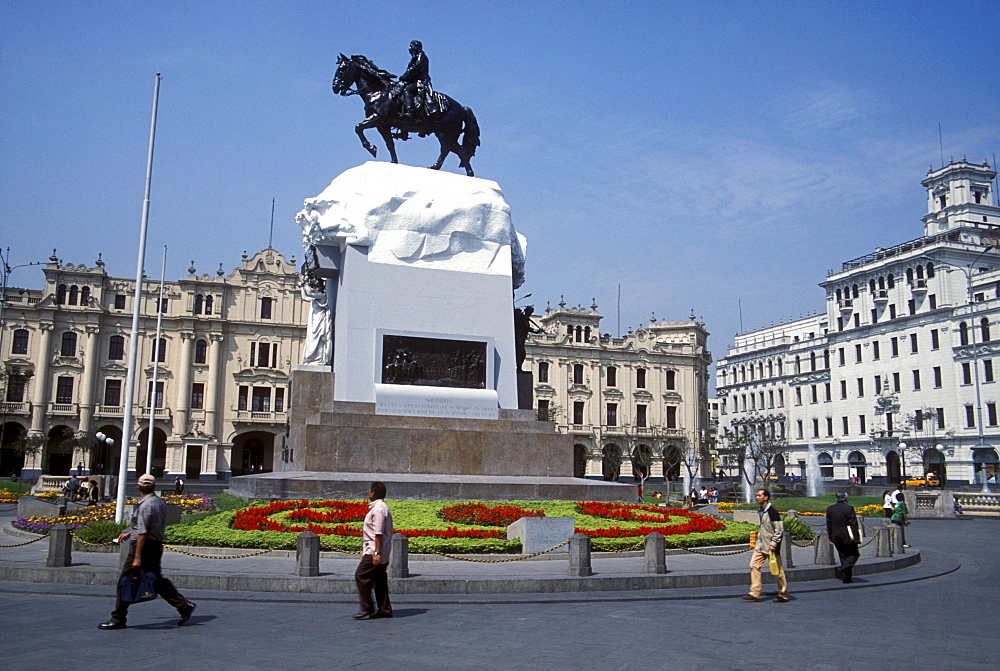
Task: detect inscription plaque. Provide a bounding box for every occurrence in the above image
[380,334,487,389]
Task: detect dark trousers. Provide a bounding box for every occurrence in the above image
[832,539,860,580]
[355,555,392,616]
[111,540,188,623]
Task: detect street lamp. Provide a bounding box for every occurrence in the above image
[898,442,908,490]
[921,245,994,494]
[94,432,115,499]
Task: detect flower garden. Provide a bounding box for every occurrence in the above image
[10,493,214,535]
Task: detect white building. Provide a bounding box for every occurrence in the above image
[0,248,306,480]
[524,299,712,482]
[716,158,1000,487]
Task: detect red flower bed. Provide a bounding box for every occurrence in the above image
[573,501,724,537]
[438,502,545,527]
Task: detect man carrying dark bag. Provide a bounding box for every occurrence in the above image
[99,474,196,630]
[826,491,861,583]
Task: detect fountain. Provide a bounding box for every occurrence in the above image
[806,442,821,497]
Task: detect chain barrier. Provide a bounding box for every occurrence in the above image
[164,541,296,559]
[858,529,880,549]
[68,530,114,547]
[663,539,753,556]
[0,534,47,548]
[790,536,818,548]
[407,538,570,562]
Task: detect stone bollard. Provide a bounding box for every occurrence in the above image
[890,525,906,554]
[781,531,794,569]
[46,524,72,568]
[875,527,893,558]
[814,531,835,565]
[296,531,320,577]
[389,533,409,578]
[568,533,592,577]
[644,533,666,574]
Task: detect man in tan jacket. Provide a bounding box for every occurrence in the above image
[742,488,790,603]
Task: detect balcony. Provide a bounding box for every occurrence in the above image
[49,402,78,416]
[911,279,928,294]
[839,299,853,314]
[873,290,889,304]
[137,407,171,419]
[1,401,29,415]
[95,405,124,417]
[234,410,288,424]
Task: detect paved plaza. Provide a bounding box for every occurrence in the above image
[1,517,997,669]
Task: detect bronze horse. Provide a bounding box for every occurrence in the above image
[332,54,480,176]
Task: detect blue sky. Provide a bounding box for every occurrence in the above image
[2,0,998,364]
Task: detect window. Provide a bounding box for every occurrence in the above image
[966,405,976,428]
[855,344,862,363]
[778,389,784,407]
[636,404,647,428]
[826,417,833,437]
[812,418,820,438]
[251,387,271,412]
[858,415,866,434]
[931,329,940,350]
[936,408,945,430]
[257,342,270,368]
[960,322,969,346]
[811,385,818,404]
[840,380,847,399]
[56,376,74,403]
[194,295,203,314]
[573,364,584,385]
[636,368,647,388]
[666,406,677,429]
[875,376,882,395]
[573,401,585,425]
[983,318,992,343]
[238,386,248,411]
[275,387,285,412]
[907,299,916,316]
[60,332,77,357]
[962,362,972,385]
[537,399,550,418]
[988,403,998,427]
[158,298,168,314]
[893,372,900,393]
[891,337,899,357]
[796,420,803,440]
[824,383,831,402]
[152,338,166,363]
[103,379,121,406]
[838,348,845,366]
[538,361,549,383]
[260,297,273,320]
[910,333,918,353]
[842,416,849,435]
[204,295,213,314]
[872,341,880,360]
[606,366,617,387]
[795,387,802,405]
[886,413,894,436]
[190,383,205,409]
[986,360,995,383]
[195,339,208,364]
[68,285,78,305]
[146,380,164,407]
[114,294,126,310]
[108,335,125,361]
[929,295,937,310]
[665,370,676,390]
[6,376,26,402]
[12,329,29,355]
[914,409,924,431]
[606,403,618,427]
[912,370,921,391]
[57,285,67,304]
[889,304,897,319]
[933,366,942,388]
[857,378,864,397]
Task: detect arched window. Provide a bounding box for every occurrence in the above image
[916,265,924,280]
[584,326,591,342]
[982,318,991,343]
[80,287,90,305]
[12,329,29,355]
[818,452,834,478]
[68,285,79,305]
[195,339,208,364]
[810,352,817,371]
[795,355,801,374]
[852,284,859,298]
[766,360,773,377]
[776,359,783,375]
[906,268,914,284]
[108,335,125,361]
[740,365,746,383]
[567,325,573,338]
[823,350,830,369]
[926,263,935,278]
[878,276,885,290]
[56,284,67,305]
[194,294,203,314]
[204,295,213,314]
[887,274,895,288]
[869,279,876,293]
[61,332,77,357]
[575,325,583,342]
[573,364,584,385]
[960,322,969,346]
[836,288,842,302]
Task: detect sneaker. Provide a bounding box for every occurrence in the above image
[177,602,196,626]
[773,596,790,603]
[98,621,126,630]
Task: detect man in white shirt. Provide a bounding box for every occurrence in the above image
[354,481,394,619]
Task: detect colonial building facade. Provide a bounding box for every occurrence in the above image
[524,300,713,482]
[716,158,1000,487]
[0,248,306,480]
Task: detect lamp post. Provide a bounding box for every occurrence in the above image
[94,432,115,499]
[921,245,994,493]
[898,442,908,490]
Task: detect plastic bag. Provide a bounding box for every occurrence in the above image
[768,551,781,576]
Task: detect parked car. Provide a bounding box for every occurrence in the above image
[902,473,940,487]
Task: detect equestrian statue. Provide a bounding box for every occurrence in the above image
[333,41,481,176]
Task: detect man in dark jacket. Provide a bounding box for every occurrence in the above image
[400,40,431,118]
[826,491,861,583]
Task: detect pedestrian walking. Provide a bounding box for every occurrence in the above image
[354,481,393,620]
[98,474,196,630]
[826,492,860,583]
[742,488,789,603]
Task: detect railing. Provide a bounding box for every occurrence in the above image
[234,410,288,423]
[48,403,78,415]
[0,401,29,414]
[955,492,1000,514]
[95,405,123,417]
[137,407,171,419]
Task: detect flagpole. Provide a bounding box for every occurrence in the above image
[146,244,167,475]
[116,72,161,523]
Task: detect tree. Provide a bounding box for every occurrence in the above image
[535,401,563,423]
[9,431,45,459]
[721,412,788,494]
[898,407,953,485]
